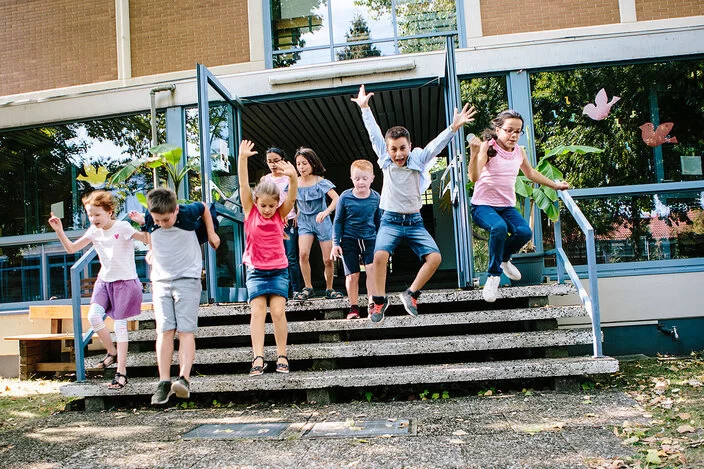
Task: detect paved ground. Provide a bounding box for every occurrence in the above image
[0,390,645,469]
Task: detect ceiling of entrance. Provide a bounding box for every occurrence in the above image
[241,85,448,174]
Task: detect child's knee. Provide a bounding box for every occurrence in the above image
[299,251,310,262]
[425,252,442,267]
[87,304,106,331]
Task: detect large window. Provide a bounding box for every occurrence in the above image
[0,113,159,303]
[531,58,704,266]
[271,0,459,68]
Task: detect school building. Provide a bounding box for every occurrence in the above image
[0,0,703,377]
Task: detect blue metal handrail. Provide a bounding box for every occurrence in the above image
[553,190,603,358]
[70,245,98,382]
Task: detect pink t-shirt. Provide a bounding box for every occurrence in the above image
[264,174,296,220]
[471,144,524,207]
[242,205,288,270]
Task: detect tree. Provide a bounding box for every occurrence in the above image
[337,14,382,61]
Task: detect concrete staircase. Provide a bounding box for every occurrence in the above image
[60,284,618,408]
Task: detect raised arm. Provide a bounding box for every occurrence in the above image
[48,213,91,254]
[351,85,388,165]
[278,161,298,217]
[468,138,489,182]
[519,148,570,190]
[237,140,257,215]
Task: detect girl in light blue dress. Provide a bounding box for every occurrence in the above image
[294,147,343,300]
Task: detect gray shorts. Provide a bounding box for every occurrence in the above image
[152,278,201,333]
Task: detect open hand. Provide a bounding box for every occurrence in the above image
[351,85,374,109]
[239,140,257,158]
[331,245,343,260]
[128,210,145,225]
[451,103,478,132]
[316,211,328,224]
[48,213,63,232]
[278,160,298,179]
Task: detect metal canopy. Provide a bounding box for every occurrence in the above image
[240,85,448,174]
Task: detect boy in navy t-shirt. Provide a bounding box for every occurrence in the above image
[331,160,381,319]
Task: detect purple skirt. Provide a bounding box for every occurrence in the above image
[90,278,143,320]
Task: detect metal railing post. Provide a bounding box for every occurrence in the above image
[553,200,565,284]
[585,228,603,358]
[70,263,86,382]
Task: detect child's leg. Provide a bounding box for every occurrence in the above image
[113,319,129,376]
[499,207,533,259]
[284,224,301,294]
[373,250,390,297]
[364,263,376,300]
[410,252,442,292]
[298,234,315,289]
[177,332,195,380]
[87,304,117,357]
[268,295,288,358]
[156,330,175,381]
[346,272,360,305]
[471,205,508,276]
[250,296,268,359]
[319,240,335,290]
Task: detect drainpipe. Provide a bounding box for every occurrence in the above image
[150,85,176,187]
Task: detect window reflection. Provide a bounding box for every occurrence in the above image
[271,0,459,67]
[543,192,704,265]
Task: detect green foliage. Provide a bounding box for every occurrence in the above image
[337,14,382,61]
[364,391,373,403]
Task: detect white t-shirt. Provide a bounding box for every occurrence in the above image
[149,227,202,282]
[83,220,139,282]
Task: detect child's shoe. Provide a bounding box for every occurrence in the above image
[482,276,501,303]
[369,297,389,323]
[399,289,420,316]
[172,376,190,399]
[150,380,173,405]
[500,261,522,281]
[347,305,360,320]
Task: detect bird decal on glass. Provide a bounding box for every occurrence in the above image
[582,89,620,121]
[639,122,678,147]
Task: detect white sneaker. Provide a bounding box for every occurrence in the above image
[500,261,522,281]
[482,276,500,303]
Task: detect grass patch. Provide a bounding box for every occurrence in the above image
[594,352,704,468]
[0,378,71,427]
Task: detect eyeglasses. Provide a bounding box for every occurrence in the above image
[501,128,524,136]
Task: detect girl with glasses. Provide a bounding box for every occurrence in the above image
[468,110,569,303]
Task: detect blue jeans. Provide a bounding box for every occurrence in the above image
[375,211,439,259]
[284,224,301,295]
[470,205,532,277]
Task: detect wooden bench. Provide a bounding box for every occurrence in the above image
[5,302,153,379]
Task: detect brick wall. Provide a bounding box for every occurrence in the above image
[0,0,117,96]
[636,0,704,20]
[129,0,250,77]
[480,0,621,36]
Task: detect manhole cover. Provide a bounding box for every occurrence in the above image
[183,422,291,440]
[302,419,414,439]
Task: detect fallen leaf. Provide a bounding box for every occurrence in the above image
[449,439,465,444]
[677,424,696,433]
[484,390,493,397]
[623,436,639,445]
[452,430,468,436]
[645,449,662,465]
[678,413,691,420]
[688,379,702,387]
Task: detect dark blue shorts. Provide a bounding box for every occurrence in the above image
[245,267,289,302]
[340,237,376,275]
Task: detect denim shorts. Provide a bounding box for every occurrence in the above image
[298,213,333,241]
[152,278,201,334]
[340,237,376,275]
[245,267,289,302]
[374,211,439,259]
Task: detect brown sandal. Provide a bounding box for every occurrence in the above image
[107,372,128,390]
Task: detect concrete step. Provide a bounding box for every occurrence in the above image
[130,284,577,322]
[61,356,618,397]
[114,329,596,368]
[119,306,588,342]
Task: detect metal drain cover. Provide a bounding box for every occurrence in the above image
[303,419,414,439]
[183,422,291,440]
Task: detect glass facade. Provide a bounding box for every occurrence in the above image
[271,0,459,67]
[531,58,704,267]
[0,113,159,303]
